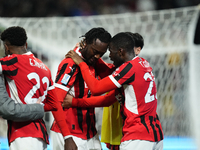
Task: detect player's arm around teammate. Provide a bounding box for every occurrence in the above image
[0,75,44,121]
[66,32,164,150]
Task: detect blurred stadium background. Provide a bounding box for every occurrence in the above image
[0,0,200,150]
[0,0,199,17]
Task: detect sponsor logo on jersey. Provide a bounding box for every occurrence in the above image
[61,74,71,85]
[69,66,74,72]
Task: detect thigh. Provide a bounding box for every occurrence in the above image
[50,131,64,150]
[87,133,102,150]
[72,134,102,150]
[154,140,163,150]
[51,132,88,150]
[120,140,155,150]
[10,137,47,150]
[71,136,87,150]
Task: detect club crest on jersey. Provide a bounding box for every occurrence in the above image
[61,74,71,85]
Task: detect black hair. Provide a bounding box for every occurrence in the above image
[81,27,111,44]
[0,26,27,46]
[111,32,135,53]
[125,32,144,49]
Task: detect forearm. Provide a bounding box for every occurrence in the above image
[79,62,117,95]
[43,88,58,112]
[52,103,71,137]
[72,90,117,108]
[0,101,44,121]
[0,76,44,121]
[51,87,71,137]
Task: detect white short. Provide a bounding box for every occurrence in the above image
[51,131,102,150]
[120,139,163,150]
[10,137,47,150]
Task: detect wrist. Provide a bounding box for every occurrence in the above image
[78,61,85,66]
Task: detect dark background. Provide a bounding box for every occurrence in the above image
[0,0,199,17]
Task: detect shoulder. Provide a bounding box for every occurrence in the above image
[60,58,76,65]
[135,57,152,71]
[0,54,17,61]
[115,57,140,73]
[130,56,149,65]
[58,58,78,70]
[57,58,79,74]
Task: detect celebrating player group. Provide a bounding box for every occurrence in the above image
[0,26,163,150]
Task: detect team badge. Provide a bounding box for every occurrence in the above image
[61,74,71,85]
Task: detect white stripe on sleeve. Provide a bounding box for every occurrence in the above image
[54,83,70,92]
[109,75,121,88]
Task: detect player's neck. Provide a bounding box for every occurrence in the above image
[10,47,27,55]
[124,53,135,62]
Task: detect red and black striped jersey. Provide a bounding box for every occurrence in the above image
[51,48,97,140]
[109,56,163,142]
[72,56,164,142]
[0,52,58,144]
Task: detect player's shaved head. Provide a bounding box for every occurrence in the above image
[110,32,135,53]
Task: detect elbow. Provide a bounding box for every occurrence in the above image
[44,104,58,112]
[50,107,58,112]
[52,103,58,111]
[51,105,58,111]
[0,109,18,121]
[90,89,102,96]
[52,106,58,111]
